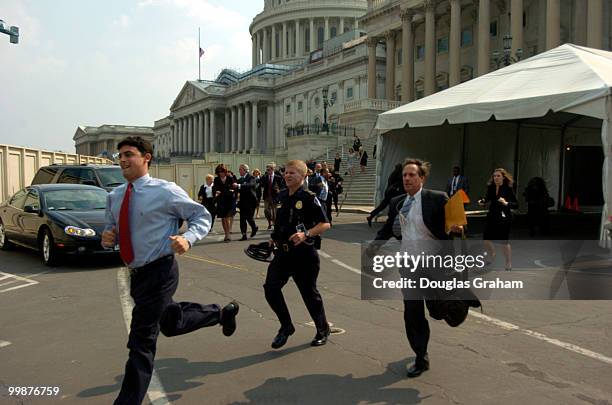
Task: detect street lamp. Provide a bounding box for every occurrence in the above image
[0,19,19,44]
[322,87,334,133]
[492,35,522,68]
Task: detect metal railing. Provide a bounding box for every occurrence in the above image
[286,124,356,138]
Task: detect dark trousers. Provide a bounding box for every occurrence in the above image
[263,247,328,334]
[403,298,430,366]
[325,197,333,223]
[239,204,257,235]
[114,256,221,405]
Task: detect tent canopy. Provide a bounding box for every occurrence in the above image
[376,44,612,130]
[374,44,612,244]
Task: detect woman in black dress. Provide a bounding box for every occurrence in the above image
[479,168,518,270]
[359,146,368,173]
[213,164,236,242]
[253,168,262,218]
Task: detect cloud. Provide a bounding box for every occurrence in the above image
[112,14,130,28]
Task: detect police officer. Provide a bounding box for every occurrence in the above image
[264,159,331,349]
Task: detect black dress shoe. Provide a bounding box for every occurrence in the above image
[220,301,239,336]
[271,326,295,349]
[366,216,372,227]
[250,226,258,238]
[406,361,429,378]
[240,234,248,241]
[310,328,330,347]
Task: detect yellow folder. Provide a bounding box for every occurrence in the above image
[445,191,468,233]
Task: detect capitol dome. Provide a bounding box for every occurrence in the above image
[249,0,367,66]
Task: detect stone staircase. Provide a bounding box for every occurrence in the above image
[313,136,378,207]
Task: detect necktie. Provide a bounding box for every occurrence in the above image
[119,183,134,265]
[452,176,458,194]
[393,196,416,236]
[268,175,273,196]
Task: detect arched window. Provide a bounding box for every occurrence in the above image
[330,26,337,38]
[317,27,324,48]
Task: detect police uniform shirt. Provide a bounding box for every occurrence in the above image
[271,188,328,242]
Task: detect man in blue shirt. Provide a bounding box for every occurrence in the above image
[102,137,239,405]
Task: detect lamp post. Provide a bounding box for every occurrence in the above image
[322,87,334,133]
[0,19,19,44]
[492,35,522,68]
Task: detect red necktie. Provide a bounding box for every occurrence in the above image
[119,183,134,265]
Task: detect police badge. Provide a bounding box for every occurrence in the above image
[295,200,303,209]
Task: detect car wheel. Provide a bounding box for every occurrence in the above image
[41,228,61,266]
[0,221,14,250]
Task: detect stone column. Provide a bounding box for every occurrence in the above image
[231,107,237,152]
[310,19,315,51]
[257,32,262,64]
[587,0,603,49]
[267,104,274,152]
[252,101,258,152]
[511,0,523,59]
[171,123,176,154]
[224,109,230,152]
[203,110,210,154]
[385,30,396,101]
[198,111,204,154]
[245,102,251,151]
[177,119,182,154]
[449,0,461,87]
[545,0,560,50]
[184,115,190,154]
[282,22,287,58]
[271,25,277,61]
[340,18,345,34]
[477,0,491,76]
[367,37,377,98]
[263,28,269,63]
[424,0,437,96]
[210,109,216,153]
[238,104,244,152]
[295,20,302,57]
[401,9,415,103]
[324,17,330,41]
[252,35,257,67]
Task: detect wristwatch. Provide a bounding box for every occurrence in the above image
[304,229,311,238]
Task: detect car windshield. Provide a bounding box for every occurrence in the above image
[44,189,108,211]
[96,167,125,187]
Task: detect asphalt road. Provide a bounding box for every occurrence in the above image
[1,213,611,404]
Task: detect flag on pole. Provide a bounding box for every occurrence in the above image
[199,47,204,58]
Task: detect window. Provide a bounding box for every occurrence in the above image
[346,87,354,99]
[397,48,402,65]
[31,166,58,184]
[331,91,337,102]
[23,191,39,211]
[416,45,425,60]
[317,27,324,48]
[461,28,473,47]
[298,101,303,111]
[416,90,424,99]
[305,28,310,50]
[314,97,320,107]
[9,189,28,209]
[437,36,449,53]
[285,104,291,114]
[58,168,81,184]
[490,21,497,37]
[331,26,337,38]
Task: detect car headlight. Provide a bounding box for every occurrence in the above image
[64,226,96,237]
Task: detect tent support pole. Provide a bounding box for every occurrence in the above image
[513,122,521,192]
[461,124,467,171]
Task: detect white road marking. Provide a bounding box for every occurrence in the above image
[0,272,38,293]
[117,268,172,405]
[0,340,11,348]
[321,249,612,367]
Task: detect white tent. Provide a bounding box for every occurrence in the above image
[374,44,612,243]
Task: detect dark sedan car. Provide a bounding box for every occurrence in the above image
[0,184,117,266]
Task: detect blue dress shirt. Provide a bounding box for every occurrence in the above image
[105,174,211,268]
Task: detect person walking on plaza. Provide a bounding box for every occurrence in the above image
[327,168,343,216]
[234,164,259,241]
[359,146,368,174]
[346,148,356,176]
[366,163,404,227]
[253,168,263,219]
[352,134,362,154]
[479,168,518,270]
[334,152,342,173]
[213,164,235,242]
[264,160,332,349]
[102,137,239,405]
[197,174,216,230]
[261,162,283,230]
[372,158,462,378]
[445,166,469,198]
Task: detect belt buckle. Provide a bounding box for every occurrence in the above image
[282,244,289,252]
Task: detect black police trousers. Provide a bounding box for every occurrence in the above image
[114,255,221,405]
[263,246,329,334]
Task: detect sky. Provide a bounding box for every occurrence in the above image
[0,0,263,152]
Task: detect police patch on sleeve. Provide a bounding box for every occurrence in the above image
[313,197,321,207]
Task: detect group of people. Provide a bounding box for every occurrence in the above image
[103,137,334,404]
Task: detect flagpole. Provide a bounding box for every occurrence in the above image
[198,27,201,81]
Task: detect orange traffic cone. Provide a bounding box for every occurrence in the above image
[565,195,572,210]
[573,197,580,212]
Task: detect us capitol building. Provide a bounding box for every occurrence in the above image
[76,0,610,162]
